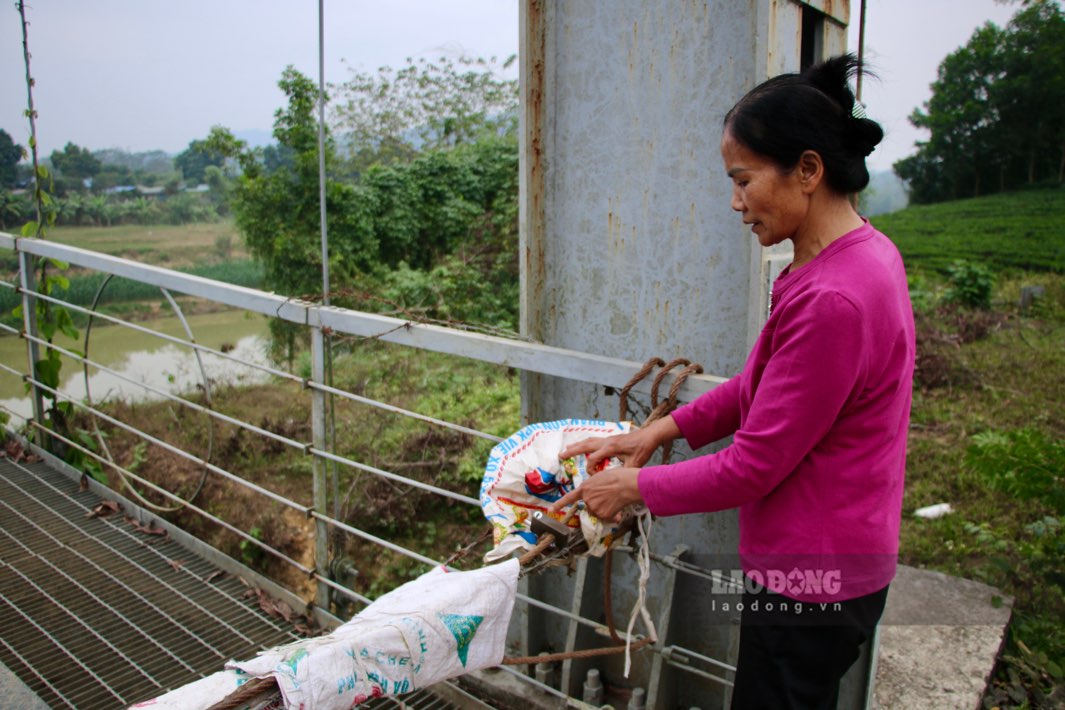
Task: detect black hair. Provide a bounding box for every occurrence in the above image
[723,54,883,194]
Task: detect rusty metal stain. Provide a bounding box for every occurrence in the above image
[520,0,547,342]
[802,0,850,25]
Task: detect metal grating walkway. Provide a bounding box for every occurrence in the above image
[0,455,302,709]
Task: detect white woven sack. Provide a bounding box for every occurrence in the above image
[229,559,519,708]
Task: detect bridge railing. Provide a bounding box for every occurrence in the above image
[0,232,736,703]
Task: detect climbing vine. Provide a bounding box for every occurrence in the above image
[15,1,87,470]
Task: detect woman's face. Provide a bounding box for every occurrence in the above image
[720,129,809,249]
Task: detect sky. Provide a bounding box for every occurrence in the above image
[1,0,1019,173]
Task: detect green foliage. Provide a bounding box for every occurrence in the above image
[960,513,1065,707]
[49,141,102,180]
[324,341,520,539]
[0,260,263,327]
[240,526,265,567]
[174,138,226,183]
[218,64,520,333]
[213,67,379,298]
[907,272,938,313]
[92,148,173,176]
[0,189,30,231]
[332,54,518,172]
[357,132,518,271]
[944,260,995,309]
[897,255,1064,705]
[896,1,1065,203]
[12,5,84,469]
[65,428,108,484]
[968,428,1065,514]
[0,129,24,189]
[874,187,1065,274]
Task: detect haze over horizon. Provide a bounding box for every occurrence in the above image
[1,1,1018,173]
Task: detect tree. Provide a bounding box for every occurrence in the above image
[996,0,1065,183]
[211,67,377,298]
[896,1,1065,203]
[331,55,518,172]
[0,129,24,188]
[174,139,226,183]
[0,190,28,230]
[898,22,1007,202]
[217,60,521,334]
[49,142,102,180]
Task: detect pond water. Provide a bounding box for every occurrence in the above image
[0,309,275,424]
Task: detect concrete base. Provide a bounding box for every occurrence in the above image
[874,564,1013,710]
[0,661,49,710]
[466,564,1013,710]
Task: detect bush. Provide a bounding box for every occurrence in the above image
[945,260,994,309]
[967,428,1065,514]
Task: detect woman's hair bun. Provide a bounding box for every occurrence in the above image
[804,54,860,115]
[724,53,884,194]
[849,116,884,157]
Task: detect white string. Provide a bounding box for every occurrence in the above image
[624,509,657,677]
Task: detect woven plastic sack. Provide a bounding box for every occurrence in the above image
[480,419,632,562]
[229,559,519,708]
[136,560,519,709]
[129,667,282,709]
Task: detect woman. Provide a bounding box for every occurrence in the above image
[551,54,915,709]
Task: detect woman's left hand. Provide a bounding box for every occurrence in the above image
[550,467,643,522]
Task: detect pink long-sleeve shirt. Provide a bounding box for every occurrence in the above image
[638,222,915,602]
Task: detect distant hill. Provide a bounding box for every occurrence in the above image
[860,169,909,216]
[874,186,1065,274]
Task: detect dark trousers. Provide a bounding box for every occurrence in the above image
[730,585,889,710]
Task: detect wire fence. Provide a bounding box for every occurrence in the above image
[0,232,736,703]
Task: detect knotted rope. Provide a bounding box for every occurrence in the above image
[503,356,701,668]
[620,356,704,464]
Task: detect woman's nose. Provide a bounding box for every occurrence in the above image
[730,187,744,212]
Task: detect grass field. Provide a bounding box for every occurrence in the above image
[0,222,262,324]
[874,186,1065,274]
[873,187,1065,706]
[38,222,250,268]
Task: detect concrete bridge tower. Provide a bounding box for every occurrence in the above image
[517,2,857,707]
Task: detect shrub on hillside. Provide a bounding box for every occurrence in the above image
[945,260,994,309]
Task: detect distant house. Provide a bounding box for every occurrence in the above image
[105,185,137,195]
[184,184,210,193]
[136,186,166,197]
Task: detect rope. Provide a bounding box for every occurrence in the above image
[617,356,704,464]
[206,676,278,710]
[501,636,655,666]
[617,356,664,422]
[624,512,657,677]
[502,356,704,666]
[517,533,556,566]
[649,361,704,464]
[648,357,690,413]
[441,525,493,569]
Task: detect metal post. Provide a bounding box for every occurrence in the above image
[18,247,45,445]
[559,557,591,693]
[316,0,330,307]
[856,0,868,102]
[310,326,331,611]
[316,0,341,524]
[645,545,688,710]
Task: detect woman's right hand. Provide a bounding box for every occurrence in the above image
[558,414,681,470]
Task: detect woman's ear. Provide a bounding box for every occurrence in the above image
[797,150,824,193]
